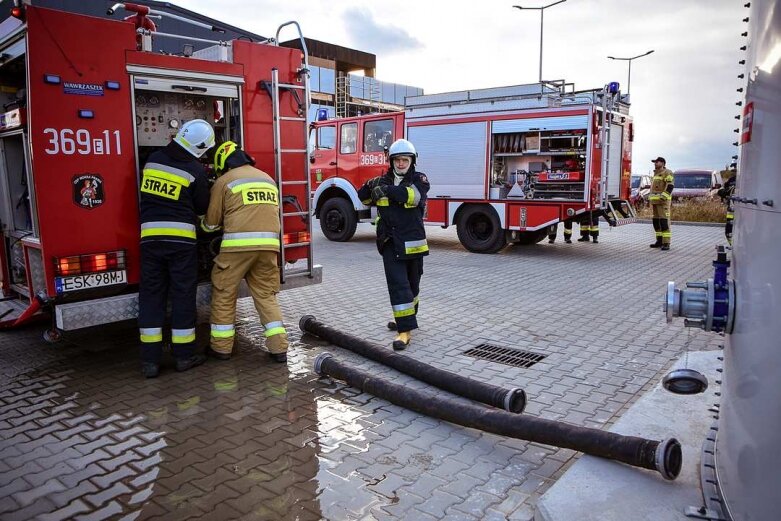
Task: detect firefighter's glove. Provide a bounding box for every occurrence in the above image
[371,185,388,201]
[200,216,221,234]
[366,176,384,190]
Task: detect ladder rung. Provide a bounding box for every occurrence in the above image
[278,83,306,90]
[283,268,313,277]
[283,242,311,248]
[282,180,308,186]
[279,116,306,122]
[283,211,309,217]
[280,149,307,153]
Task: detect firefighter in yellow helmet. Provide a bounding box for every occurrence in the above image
[648,156,674,250]
[200,141,288,362]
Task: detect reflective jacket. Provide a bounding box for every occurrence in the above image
[358,167,430,259]
[202,164,281,253]
[649,167,674,204]
[139,142,209,244]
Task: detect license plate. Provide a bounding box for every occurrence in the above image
[55,270,127,294]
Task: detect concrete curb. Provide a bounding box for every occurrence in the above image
[634,219,725,228]
[535,350,721,521]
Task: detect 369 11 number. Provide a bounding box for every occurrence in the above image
[43,128,122,156]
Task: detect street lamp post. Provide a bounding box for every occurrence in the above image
[513,1,567,83]
[607,50,655,95]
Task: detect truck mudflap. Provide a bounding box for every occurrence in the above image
[54,265,322,331]
[605,199,637,226]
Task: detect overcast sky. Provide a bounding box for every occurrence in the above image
[188,0,745,175]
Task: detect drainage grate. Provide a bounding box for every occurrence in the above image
[464,343,547,368]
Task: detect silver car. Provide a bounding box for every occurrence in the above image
[672,169,722,199]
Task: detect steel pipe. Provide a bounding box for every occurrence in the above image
[300,315,526,413]
[314,352,682,480]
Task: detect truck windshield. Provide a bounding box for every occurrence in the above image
[674,174,711,188]
[631,177,641,189]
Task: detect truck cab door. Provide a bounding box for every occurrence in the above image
[310,124,336,189]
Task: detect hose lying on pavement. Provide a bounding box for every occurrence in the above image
[299,315,526,413]
[314,352,682,480]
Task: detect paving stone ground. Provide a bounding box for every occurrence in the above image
[0,222,725,520]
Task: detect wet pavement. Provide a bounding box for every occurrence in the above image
[0,223,725,520]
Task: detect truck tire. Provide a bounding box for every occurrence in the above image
[456,205,507,253]
[320,197,358,242]
[514,229,548,245]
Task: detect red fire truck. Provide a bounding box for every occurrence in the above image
[0,3,320,337]
[310,81,636,253]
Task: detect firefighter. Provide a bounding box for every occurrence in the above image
[718,173,736,245]
[138,119,214,378]
[547,221,573,243]
[648,156,674,250]
[357,139,430,350]
[201,141,288,363]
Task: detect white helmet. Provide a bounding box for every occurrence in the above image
[175,119,215,158]
[388,139,417,164]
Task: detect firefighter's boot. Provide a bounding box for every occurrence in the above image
[269,352,287,363]
[578,235,590,242]
[175,354,206,372]
[661,244,670,251]
[141,362,160,379]
[564,237,572,244]
[650,238,663,248]
[387,320,398,331]
[393,331,411,351]
[206,346,231,361]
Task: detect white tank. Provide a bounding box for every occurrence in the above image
[717,1,781,519]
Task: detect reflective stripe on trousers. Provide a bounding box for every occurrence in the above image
[171,328,196,344]
[211,324,235,338]
[139,327,162,343]
[264,321,286,337]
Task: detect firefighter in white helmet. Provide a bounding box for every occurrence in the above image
[200,141,288,363]
[138,119,215,378]
[358,138,430,350]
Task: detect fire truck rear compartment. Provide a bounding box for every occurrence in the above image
[131,79,242,282]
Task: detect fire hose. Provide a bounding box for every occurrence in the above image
[314,353,681,481]
[299,315,526,413]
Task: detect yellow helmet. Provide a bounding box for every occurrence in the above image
[213,141,239,175]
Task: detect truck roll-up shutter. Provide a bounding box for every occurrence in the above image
[408,122,487,200]
[492,115,588,133]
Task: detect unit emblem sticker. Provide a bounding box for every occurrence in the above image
[73,174,105,209]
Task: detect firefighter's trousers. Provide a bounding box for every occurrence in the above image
[725,211,734,245]
[652,202,672,245]
[547,221,573,242]
[138,242,198,364]
[580,212,599,240]
[382,246,423,333]
[210,250,288,355]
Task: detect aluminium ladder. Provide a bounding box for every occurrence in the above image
[270,22,314,284]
